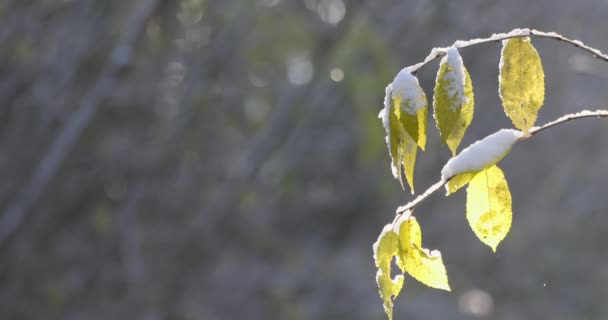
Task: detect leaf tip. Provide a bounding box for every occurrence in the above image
[398,176,406,191]
[449,146,457,156]
[417,141,427,153]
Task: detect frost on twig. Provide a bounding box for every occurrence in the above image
[407,28,608,73]
[530,109,608,134]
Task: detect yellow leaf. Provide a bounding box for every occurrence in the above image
[391,68,428,151]
[396,214,421,248]
[395,96,419,146]
[375,271,404,320]
[499,37,545,133]
[404,245,451,291]
[401,134,417,193]
[415,105,427,151]
[381,74,425,193]
[386,110,418,193]
[389,96,419,193]
[433,47,475,155]
[445,172,476,195]
[396,216,451,291]
[394,98,428,151]
[373,225,404,320]
[466,165,513,252]
[386,109,405,190]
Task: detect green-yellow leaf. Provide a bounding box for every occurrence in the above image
[466,165,513,252]
[396,213,421,248]
[381,69,428,193]
[385,109,417,193]
[499,37,545,133]
[401,134,417,193]
[391,68,428,151]
[416,105,427,151]
[373,225,404,320]
[396,215,451,291]
[433,47,475,155]
[386,109,405,190]
[375,271,404,320]
[394,97,428,151]
[445,172,476,195]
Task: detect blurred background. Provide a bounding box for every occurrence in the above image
[0,0,607,319]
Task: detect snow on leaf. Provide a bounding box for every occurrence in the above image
[380,69,428,193]
[466,165,513,252]
[373,224,404,320]
[499,37,545,133]
[441,129,523,181]
[433,47,475,155]
[391,68,428,151]
[392,68,428,115]
[395,215,451,291]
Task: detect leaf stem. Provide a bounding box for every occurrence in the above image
[395,109,608,216]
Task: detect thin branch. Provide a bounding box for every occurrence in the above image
[530,109,608,135]
[395,179,447,217]
[409,28,608,73]
[395,109,608,216]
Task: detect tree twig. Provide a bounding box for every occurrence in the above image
[394,179,447,217]
[409,29,608,73]
[530,109,608,135]
[394,109,608,216]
